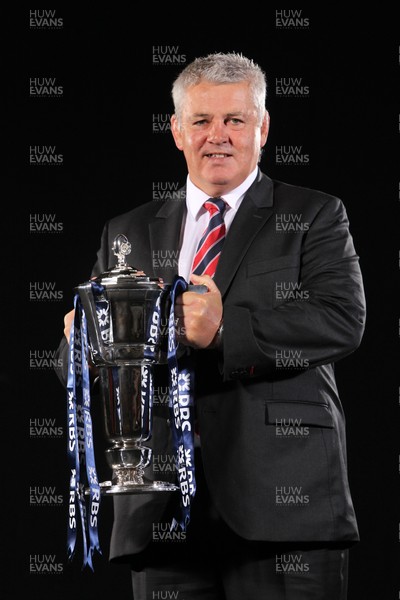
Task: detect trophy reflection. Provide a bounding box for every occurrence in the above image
[76,234,178,495]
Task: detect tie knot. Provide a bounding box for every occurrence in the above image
[204,197,226,216]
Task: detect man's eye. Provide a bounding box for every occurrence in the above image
[193,120,208,126]
[228,118,243,125]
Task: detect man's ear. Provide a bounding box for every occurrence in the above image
[260,110,270,148]
[171,114,184,150]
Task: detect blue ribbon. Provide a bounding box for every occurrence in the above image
[167,276,197,530]
[66,290,102,571]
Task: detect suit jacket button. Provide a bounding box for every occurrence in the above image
[231,369,247,378]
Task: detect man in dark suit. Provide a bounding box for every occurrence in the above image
[57,52,366,599]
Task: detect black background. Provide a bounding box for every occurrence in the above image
[5,7,399,599]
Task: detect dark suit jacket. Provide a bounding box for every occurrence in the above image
[57,170,366,561]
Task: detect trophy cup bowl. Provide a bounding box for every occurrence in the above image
[76,234,179,495]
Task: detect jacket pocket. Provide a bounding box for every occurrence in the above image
[265,400,334,428]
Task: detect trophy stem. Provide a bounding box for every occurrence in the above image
[83,442,178,495]
[98,389,179,494]
[112,466,146,486]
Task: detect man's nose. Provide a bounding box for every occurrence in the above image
[207,120,229,143]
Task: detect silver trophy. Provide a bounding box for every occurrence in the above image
[75,234,180,495]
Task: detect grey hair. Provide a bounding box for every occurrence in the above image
[172,52,267,127]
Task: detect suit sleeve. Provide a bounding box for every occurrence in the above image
[91,220,111,277]
[54,221,111,389]
[221,196,366,381]
[54,336,69,388]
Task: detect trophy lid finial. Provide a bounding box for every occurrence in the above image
[112,234,132,269]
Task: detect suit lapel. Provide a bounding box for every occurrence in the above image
[146,172,274,289]
[215,171,274,297]
[148,195,186,282]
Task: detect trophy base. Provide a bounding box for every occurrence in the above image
[95,479,179,495]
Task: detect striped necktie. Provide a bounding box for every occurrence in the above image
[191,197,226,277]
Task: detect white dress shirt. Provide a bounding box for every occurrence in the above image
[178,167,258,281]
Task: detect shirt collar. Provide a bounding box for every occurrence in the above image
[186,167,259,220]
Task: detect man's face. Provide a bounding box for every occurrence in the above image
[171,81,269,197]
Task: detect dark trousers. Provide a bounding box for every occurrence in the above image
[131,540,348,600]
[130,453,350,600]
[132,543,348,599]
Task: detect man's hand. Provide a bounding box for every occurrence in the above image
[175,274,223,349]
[64,309,75,343]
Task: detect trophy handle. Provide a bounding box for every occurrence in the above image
[188,284,208,294]
[76,282,114,366]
